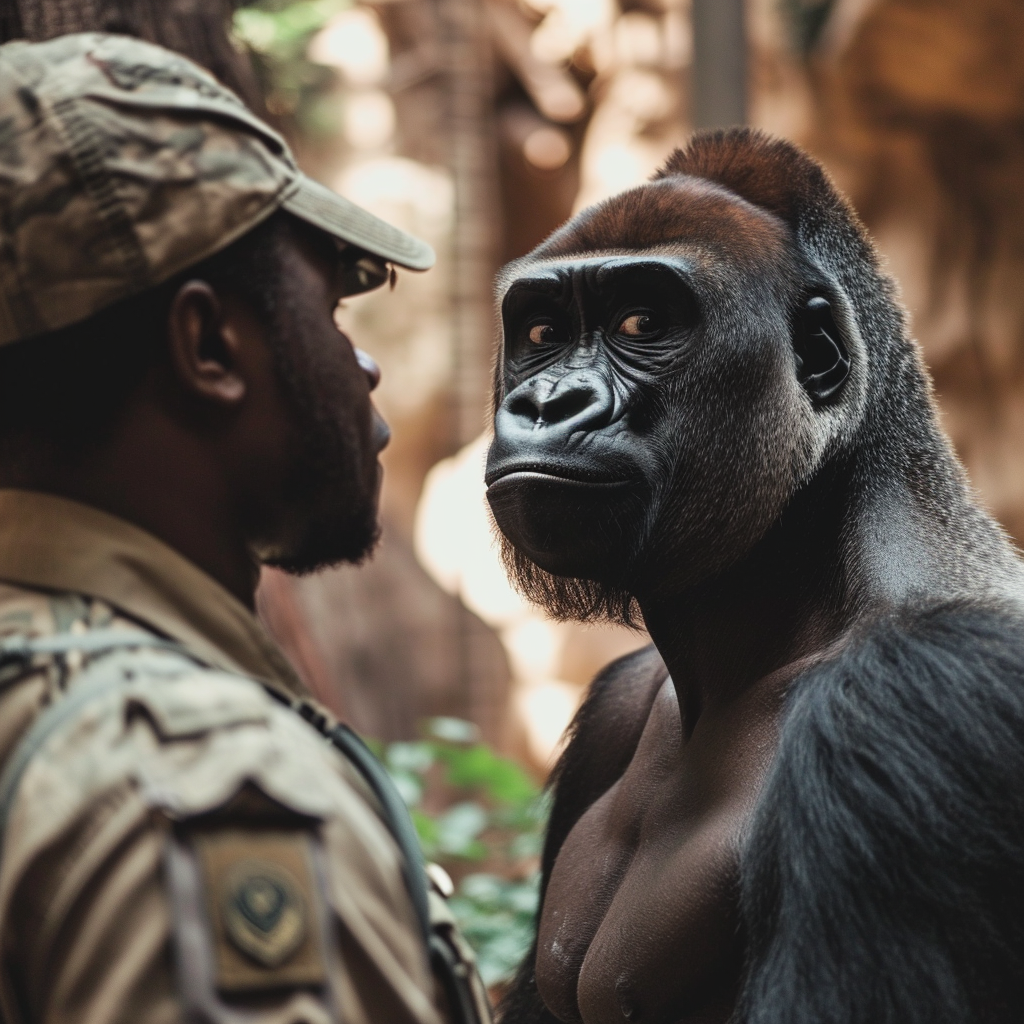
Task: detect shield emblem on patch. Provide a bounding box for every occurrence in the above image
[221,857,308,967]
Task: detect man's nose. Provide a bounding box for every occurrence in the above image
[356,348,381,391]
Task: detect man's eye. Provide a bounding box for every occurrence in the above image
[617,313,657,336]
[528,322,558,344]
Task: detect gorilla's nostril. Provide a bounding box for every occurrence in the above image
[538,388,595,425]
[509,395,542,424]
[500,377,615,434]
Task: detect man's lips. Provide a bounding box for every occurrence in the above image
[372,411,390,453]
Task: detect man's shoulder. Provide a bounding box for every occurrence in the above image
[0,581,395,865]
[0,583,440,1023]
[0,581,164,788]
[0,579,142,640]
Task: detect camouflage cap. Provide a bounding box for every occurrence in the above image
[0,32,436,346]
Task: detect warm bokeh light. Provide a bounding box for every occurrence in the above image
[575,67,684,210]
[526,0,615,64]
[309,7,389,85]
[414,435,519,628]
[343,89,396,149]
[415,435,587,765]
[333,158,454,420]
[523,125,572,170]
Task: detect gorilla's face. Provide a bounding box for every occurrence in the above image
[486,179,855,619]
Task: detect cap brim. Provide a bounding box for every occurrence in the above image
[281,175,435,271]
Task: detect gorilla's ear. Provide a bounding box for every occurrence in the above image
[794,296,850,402]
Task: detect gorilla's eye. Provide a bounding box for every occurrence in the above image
[528,321,560,345]
[617,313,658,337]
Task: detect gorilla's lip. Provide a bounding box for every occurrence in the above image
[484,463,633,488]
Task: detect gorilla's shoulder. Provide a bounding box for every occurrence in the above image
[553,643,668,798]
[739,598,1024,1024]
[540,643,667,878]
[771,597,1024,821]
[787,596,1024,728]
[563,643,668,755]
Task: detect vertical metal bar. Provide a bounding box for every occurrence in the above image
[691,0,748,129]
[436,0,499,450]
[435,0,503,723]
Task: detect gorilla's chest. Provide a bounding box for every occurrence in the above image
[536,677,781,1024]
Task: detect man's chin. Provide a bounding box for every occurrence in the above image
[261,511,382,576]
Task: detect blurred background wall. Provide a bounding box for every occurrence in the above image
[5,0,1024,775]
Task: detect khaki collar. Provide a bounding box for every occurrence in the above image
[0,489,304,695]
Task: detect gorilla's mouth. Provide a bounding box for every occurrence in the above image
[484,463,633,488]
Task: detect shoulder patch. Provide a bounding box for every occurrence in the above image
[196,830,327,993]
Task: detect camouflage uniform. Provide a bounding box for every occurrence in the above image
[0,32,488,1024]
[0,490,452,1022]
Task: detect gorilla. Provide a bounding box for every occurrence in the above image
[485,129,1024,1024]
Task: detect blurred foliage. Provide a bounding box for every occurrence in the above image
[232,0,349,133]
[369,718,549,987]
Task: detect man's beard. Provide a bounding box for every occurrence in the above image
[265,432,382,576]
[259,333,382,576]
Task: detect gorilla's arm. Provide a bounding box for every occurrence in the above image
[498,644,668,1024]
[738,601,1024,1024]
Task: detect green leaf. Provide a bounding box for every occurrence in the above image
[387,769,423,809]
[458,872,505,906]
[508,829,543,859]
[447,872,541,986]
[437,744,538,807]
[436,801,489,859]
[386,741,435,775]
[233,0,350,56]
[411,808,440,859]
[424,716,480,744]
[366,727,550,984]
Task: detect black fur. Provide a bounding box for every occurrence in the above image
[739,601,1024,1024]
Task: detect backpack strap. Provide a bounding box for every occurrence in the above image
[328,722,432,939]
[294,707,493,1024]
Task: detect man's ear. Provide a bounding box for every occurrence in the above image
[166,280,247,406]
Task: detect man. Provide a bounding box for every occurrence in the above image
[0,31,485,1024]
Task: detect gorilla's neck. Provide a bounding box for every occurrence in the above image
[638,460,855,736]
[636,422,1022,737]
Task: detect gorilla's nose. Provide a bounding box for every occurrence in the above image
[498,373,615,441]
